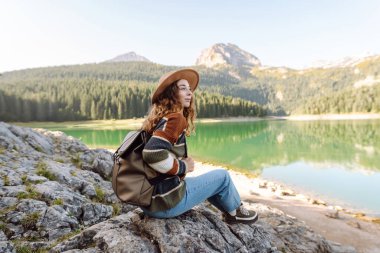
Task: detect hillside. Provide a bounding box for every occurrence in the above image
[104,51,151,63]
[0,62,264,121]
[0,45,379,121]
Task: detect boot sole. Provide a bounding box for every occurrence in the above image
[224,214,259,224]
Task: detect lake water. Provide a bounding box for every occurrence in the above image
[23,119,380,216]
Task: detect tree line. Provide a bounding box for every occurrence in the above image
[296,85,380,114]
[0,79,265,122]
[1,57,379,118]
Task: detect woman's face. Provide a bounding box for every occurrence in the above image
[176,79,193,108]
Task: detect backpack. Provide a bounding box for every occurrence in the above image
[111,130,167,206]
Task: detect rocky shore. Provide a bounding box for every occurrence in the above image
[0,122,358,252]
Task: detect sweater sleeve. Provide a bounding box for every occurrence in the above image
[142,113,188,175]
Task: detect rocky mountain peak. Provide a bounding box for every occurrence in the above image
[105,51,150,63]
[195,43,261,68]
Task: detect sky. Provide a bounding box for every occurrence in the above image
[1,0,380,73]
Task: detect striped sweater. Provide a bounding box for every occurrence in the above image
[142,112,188,212]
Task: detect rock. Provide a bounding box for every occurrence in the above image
[0,197,18,209]
[280,189,296,196]
[0,122,27,151]
[325,210,340,219]
[310,198,327,206]
[259,181,268,188]
[0,169,23,186]
[0,185,27,198]
[0,231,7,241]
[34,181,87,206]
[0,241,16,253]
[26,175,48,184]
[80,149,113,180]
[6,223,24,239]
[82,203,113,226]
[16,199,48,213]
[8,124,54,154]
[195,43,261,69]
[38,205,79,240]
[50,204,355,253]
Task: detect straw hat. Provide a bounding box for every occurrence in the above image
[152,68,199,104]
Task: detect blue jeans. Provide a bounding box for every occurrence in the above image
[142,169,241,218]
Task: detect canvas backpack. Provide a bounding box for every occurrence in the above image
[111,130,167,206]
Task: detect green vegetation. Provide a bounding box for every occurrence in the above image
[296,85,380,114]
[21,174,27,184]
[52,198,64,205]
[12,239,49,253]
[54,157,65,163]
[35,161,57,181]
[70,154,82,169]
[2,175,10,186]
[20,212,40,230]
[1,57,379,119]
[0,62,264,122]
[49,228,83,249]
[34,146,43,152]
[0,147,6,154]
[70,170,77,176]
[93,186,106,203]
[111,203,122,216]
[17,185,43,200]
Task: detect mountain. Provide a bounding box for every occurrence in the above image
[308,54,378,69]
[195,43,261,69]
[0,47,379,120]
[105,51,150,63]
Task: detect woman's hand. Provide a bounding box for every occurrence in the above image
[183,157,195,173]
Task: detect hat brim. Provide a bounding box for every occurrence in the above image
[152,68,199,104]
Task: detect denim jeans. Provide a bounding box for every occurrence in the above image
[142,169,241,218]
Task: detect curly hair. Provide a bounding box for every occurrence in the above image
[141,80,196,136]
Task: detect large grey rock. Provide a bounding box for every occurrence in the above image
[0,122,27,151]
[80,149,113,180]
[0,197,18,209]
[40,129,88,156]
[34,181,87,206]
[38,205,79,240]
[0,168,23,186]
[8,124,54,154]
[82,203,113,226]
[0,185,27,198]
[51,204,355,253]
[16,199,48,213]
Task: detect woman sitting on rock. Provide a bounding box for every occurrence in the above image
[140,68,258,224]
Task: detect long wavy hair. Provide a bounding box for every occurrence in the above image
[142,80,196,136]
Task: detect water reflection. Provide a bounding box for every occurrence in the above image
[189,120,380,172]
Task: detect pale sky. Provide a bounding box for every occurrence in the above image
[1,0,380,73]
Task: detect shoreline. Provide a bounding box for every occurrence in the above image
[190,161,380,253]
[9,113,380,130]
[279,113,380,121]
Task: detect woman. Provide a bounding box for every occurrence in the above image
[140,68,258,224]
